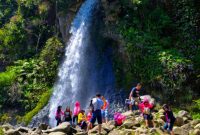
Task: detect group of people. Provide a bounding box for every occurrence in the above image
[55,83,176,135]
[128,83,176,135]
[55,94,109,134]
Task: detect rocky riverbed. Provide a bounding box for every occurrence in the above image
[2,110,200,135]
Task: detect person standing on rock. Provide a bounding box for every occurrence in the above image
[162,104,176,135]
[55,106,64,126]
[73,101,81,125]
[129,83,142,111]
[87,93,104,134]
[101,96,109,123]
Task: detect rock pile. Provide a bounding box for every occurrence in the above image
[1,110,200,135]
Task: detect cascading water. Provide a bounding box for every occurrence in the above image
[48,0,115,127]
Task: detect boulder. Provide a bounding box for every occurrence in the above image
[158,109,164,114]
[88,125,107,135]
[178,110,189,117]
[122,111,134,118]
[16,127,29,133]
[122,129,135,135]
[107,120,115,126]
[42,122,71,134]
[190,120,200,127]
[175,116,184,126]
[178,110,192,119]
[135,116,144,124]
[75,132,87,135]
[48,132,66,135]
[108,129,120,135]
[2,124,14,131]
[173,127,189,135]
[195,123,200,129]
[135,127,148,134]
[38,123,49,130]
[122,119,136,129]
[193,129,200,135]
[181,123,192,130]
[5,129,21,135]
[102,123,115,132]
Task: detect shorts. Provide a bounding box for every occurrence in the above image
[163,122,174,131]
[131,97,140,105]
[143,114,153,120]
[101,109,108,119]
[90,109,102,124]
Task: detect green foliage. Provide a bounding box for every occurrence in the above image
[0,113,11,123]
[0,14,27,64]
[0,0,17,27]
[23,89,52,125]
[112,0,198,103]
[0,36,63,115]
[0,69,16,108]
[0,127,3,135]
[188,99,200,120]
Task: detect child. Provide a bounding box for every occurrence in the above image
[64,106,72,124]
[139,99,154,128]
[55,106,64,126]
[162,104,176,135]
[101,96,109,123]
[73,101,80,125]
[78,110,87,130]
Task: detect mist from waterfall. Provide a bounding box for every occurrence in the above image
[48,0,115,127]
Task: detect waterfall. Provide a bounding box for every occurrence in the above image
[49,0,115,127]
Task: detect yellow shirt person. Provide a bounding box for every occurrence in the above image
[78,110,87,124]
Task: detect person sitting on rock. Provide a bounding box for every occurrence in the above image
[101,96,109,123]
[162,104,176,135]
[64,106,72,125]
[139,99,155,128]
[73,101,81,125]
[55,106,64,126]
[78,110,87,130]
[129,83,142,111]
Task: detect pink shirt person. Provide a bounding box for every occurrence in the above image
[73,101,81,116]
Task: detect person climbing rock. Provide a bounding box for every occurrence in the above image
[64,106,72,124]
[101,96,109,123]
[87,93,104,134]
[73,101,81,125]
[55,106,64,126]
[162,104,176,135]
[129,83,142,111]
[138,99,155,128]
[78,110,87,130]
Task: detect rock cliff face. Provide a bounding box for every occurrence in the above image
[58,0,84,43]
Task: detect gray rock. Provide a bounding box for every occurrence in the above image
[173,127,189,135]
[5,129,21,135]
[195,123,200,129]
[16,127,29,133]
[2,124,14,131]
[190,120,200,127]
[48,132,66,135]
[175,116,184,126]
[38,123,48,130]
[193,129,200,135]
[42,122,71,134]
